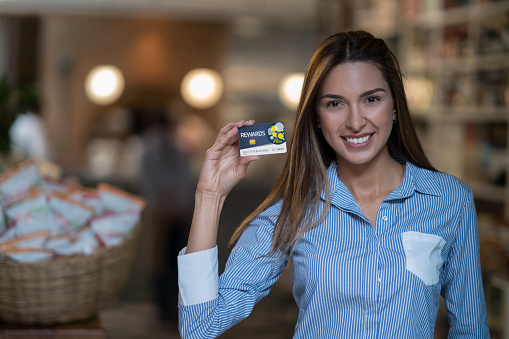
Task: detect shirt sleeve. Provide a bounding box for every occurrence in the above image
[178,246,219,306]
[178,208,290,339]
[440,188,491,338]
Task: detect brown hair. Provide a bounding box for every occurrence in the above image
[230,31,436,255]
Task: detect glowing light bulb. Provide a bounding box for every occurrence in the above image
[181,68,223,109]
[278,73,304,110]
[85,65,124,105]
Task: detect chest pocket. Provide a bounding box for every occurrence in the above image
[401,231,446,286]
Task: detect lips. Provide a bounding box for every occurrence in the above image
[343,133,374,145]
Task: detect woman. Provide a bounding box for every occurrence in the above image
[177,31,490,338]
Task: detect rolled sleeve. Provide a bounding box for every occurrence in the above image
[178,246,219,306]
[178,202,288,339]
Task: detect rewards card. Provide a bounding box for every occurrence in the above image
[238,122,287,157]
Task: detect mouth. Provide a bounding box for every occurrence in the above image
[343,133,374,145]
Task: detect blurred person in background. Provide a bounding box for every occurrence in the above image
[140,109,195,323]
[177,31,490,338]
[9,97,48,160]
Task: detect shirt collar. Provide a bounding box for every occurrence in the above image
[403,162,442,197]
[323,161,361,214]
[321,160,442,210]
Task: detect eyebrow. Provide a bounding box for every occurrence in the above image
[320,88,387,100]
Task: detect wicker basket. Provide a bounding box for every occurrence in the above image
[0,224,140,325]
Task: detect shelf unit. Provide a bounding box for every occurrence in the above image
[355,0,509,217]
[396,0,509,219]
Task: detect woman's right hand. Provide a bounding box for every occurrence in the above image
[186,120,259,253]
[196,120,259,198]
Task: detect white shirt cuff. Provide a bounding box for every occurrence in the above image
[177,246,219,306]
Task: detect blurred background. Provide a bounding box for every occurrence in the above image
[0,0,508,338]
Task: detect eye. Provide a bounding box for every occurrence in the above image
[365,96,380,103]
[321,100,343,110]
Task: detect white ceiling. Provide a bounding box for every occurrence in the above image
[0,0,317,26]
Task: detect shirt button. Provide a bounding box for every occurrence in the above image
[382,215,388,221]
[378,277,382,283]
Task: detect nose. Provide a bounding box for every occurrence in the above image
[345,105,366,132]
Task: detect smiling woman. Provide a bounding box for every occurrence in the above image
[177,31,490,339]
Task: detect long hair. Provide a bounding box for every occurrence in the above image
[230,31,436,255]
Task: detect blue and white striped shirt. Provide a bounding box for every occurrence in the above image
[178,161,490,338]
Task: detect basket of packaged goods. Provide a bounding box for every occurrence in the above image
[0,159,146,325]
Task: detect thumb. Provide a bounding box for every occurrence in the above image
[242,155,260,164]
[236,155,260,177]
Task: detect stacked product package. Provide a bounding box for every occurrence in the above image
[0,159,145,263]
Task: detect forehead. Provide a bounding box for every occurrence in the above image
[320,62,388,94]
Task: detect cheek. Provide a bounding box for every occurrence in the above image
[317,117,342,147]
[317,111,342,130]
[368,106,394,126]
[316,110,325,127]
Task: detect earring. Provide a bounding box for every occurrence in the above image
[393,116,397,123]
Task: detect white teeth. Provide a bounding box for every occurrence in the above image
[346,135,371,144]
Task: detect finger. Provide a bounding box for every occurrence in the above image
[240,155,260,164]
[236,119,255,126]
[220,119,256,146]
[215,122,239,143]
[209,119,257,155]
[217,119,255,137]
[208,125,240,154]
[215,119,255,141]
[235,155,260,177]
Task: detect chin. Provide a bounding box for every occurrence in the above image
[335,150,386,167]
[336,156,371,167]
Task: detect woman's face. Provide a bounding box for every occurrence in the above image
[316,61,395,167]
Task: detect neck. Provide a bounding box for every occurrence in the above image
[336,151,404,199]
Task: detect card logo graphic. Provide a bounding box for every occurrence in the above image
[267,122,285,145]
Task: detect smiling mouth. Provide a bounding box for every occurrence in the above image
[344,133,373,144]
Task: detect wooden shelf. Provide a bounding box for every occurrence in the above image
[398,0,509,219]
[439,107,509,123]
[405,1,509,27]
[470,182,506,204]
[438,53,509,73]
